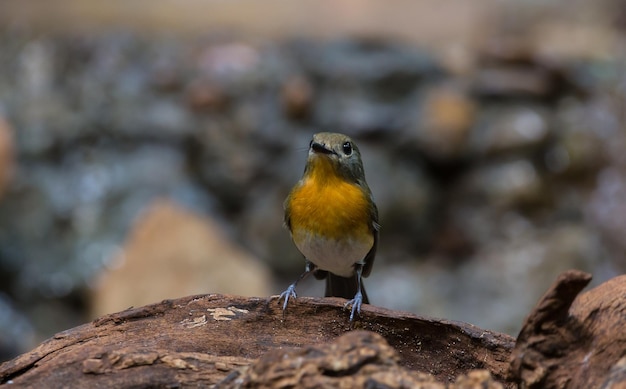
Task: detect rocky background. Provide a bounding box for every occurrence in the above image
[0,0,624,362]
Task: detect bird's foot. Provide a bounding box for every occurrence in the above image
[278,283,298,311]
[344,291,363,322]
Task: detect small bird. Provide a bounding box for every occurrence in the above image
[279,132,379,321]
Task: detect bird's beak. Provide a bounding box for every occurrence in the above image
[311,142,335,155]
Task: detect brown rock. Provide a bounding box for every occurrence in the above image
[185,78,229,112]
[90,199,273,317]
[0,115,14,198]
[414,84,476,160]
[281,75,314,120]
[150,62,183,93]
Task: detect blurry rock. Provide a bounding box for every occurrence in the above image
[368,263,433,314]
[0,141,214,301]
[441,222,606,335]
[240,186,303,276]
[588,168,626,267]
[150,63,183,93]
[471,67,554,99]
[0,115,14,198]
[112,98,196,137]
[360,144,439,252]
[431,221,476,258]
[293,39,443,98]
[370,219,608,337]
[0,294,35,362]
[196,42,260,83]
[18,40,55,99]
[280,75,313,120]
[473,37,577,100]
[546,99,608,176]
[185,78,229,112]
[14,39,71,156]
[470,105,551,156]
[404,84,476,160]
[191,123,266,212]
[90,199,273,317]
[460,160,545,210]
[439,44,477,77]
[256,130,312,185]
[189,42,265,109]
[480,37,538,66]
[549,130,604,176]
[316,94,403,138]
[530,22,618,61]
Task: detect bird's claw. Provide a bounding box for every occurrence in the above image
[278,284,298,310]
[344,291,363,322]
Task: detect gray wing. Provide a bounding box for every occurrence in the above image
[361,200,379,278]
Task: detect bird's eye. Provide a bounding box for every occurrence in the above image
[342,141,352,155]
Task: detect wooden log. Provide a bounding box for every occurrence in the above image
[0,295,514,387]
[508,270,626,388]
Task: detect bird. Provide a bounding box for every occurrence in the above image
[279,132,379,322]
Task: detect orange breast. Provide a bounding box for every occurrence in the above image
[288,157,373,242]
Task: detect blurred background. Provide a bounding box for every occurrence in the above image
[0,0,624,362]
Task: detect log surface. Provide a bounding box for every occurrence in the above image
[0,295,514,387]
[3,270,626,388]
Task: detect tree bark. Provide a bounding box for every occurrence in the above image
[508,270,626,389]
[0,295,513,388]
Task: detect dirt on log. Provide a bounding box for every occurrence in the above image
[0,269,625,388]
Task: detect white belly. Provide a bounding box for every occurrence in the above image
[293,231,372,277]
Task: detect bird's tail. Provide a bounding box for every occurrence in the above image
[325,273,369,304]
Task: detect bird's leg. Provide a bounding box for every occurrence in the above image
[278,260,316,311]
[344,263,365,322]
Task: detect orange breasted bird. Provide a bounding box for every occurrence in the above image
[279,132,379,322]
